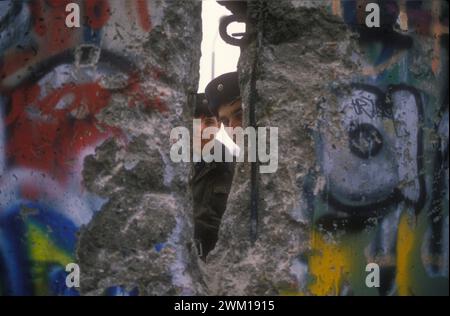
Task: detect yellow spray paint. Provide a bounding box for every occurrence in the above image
[395,211,416,296]
[27,222,73,295]
[308,229,352,296]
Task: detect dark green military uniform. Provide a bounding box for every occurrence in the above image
[190,72,240,260]
[190,159,234,259]
[190,92,233,259]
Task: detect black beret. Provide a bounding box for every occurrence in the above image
[193,93,214,117]
[205,72,240,116]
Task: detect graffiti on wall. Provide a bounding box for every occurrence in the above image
[0,0,164,295]
[1,0,448,297]
[297,0,449,296]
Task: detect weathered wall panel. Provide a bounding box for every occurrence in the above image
[208,0,448,296]
[0,0,203,295]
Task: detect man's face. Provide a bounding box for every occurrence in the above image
[218,99,242,129]
[200,115,218,149]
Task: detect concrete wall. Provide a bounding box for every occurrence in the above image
[0,0,448,296]
[208,0,448,296]
[0,0,203,295]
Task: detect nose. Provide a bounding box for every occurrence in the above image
[348,123,383,159]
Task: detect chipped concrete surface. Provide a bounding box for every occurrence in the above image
[0,0,448,296]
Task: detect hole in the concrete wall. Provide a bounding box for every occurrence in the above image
[198,1,244,93]
[192,1,245,261]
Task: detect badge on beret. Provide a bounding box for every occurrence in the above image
[205,72,240,116]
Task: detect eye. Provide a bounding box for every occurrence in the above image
[233,110,242,119]
[204,118,215,126]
